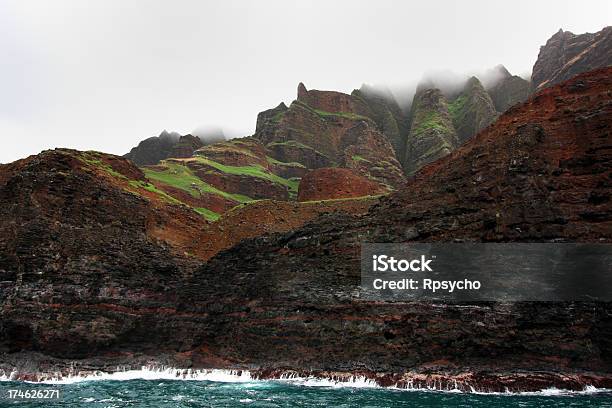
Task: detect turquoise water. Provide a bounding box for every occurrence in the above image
[1,380,611,407]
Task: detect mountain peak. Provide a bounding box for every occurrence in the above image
[297,82,308,99]
[493,64,512,79]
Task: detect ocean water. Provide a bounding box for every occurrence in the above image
[1,373,612,408]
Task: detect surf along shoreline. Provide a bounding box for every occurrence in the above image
[2,354,612,394]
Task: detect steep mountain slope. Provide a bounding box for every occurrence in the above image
[486,65,531,112]
[351,84,411,161]
[0,149,206,357]
[404,88,458,174]
[254,83,406,189]
[532,26,612,91]
[449,76,498,144]
[296,168,387,201]
[141,137,303,217]
[189,197,379,262]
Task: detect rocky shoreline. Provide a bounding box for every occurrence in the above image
[2,354,611,394]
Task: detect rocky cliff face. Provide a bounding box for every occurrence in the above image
[255,83,406,189]
[449,77,498,144]
[0,68,611,391]
[297,167,388,202]
[486,65,531,112]
[169,135,204,158]
[351,84,411,164]
[532,26,612,91]
[404,88,458,174]
[0,149,208,356]
[124,130,182,166]
[125,131,220,166]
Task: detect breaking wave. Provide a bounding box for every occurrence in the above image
[1,366,610,396]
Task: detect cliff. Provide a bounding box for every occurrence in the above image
[486,65,531,112]
[254,83,406,189]
[532,26,612,91]
[449,76,498,144]
[124,131,221,166]
[124,130,182,166]
[1,68,610,391]
[297,168,388,201]
[404,88,458,174]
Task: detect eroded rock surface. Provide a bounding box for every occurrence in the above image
[532,26,612,91]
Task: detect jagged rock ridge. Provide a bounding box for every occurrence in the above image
[404,88,458,174]
[532,26,612,91]
[254,83,406,189]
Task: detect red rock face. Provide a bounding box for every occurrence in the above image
[194,138,269,168]
[532,26,612,91]
[297,83,370,114]
[256,84,406,189]
[297,168,388,202]
[194,169,289,201]
[186,197,379,262]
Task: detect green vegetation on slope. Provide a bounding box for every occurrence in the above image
[194,207,221,221]
[192,157,300,197]
[413,111,454,135]
[267,140,314,150]
[293,99,371,122]
[194,141,260,160]
[78,153,220,222]
[271,111,285,123]
[143,161,252,203]
[313,108,371,121]
[127,178,220,222]
[351,155,371,163]
[266,156,306,168]
[78,152,127,180]
[127,180,182,205]
[448,94,468,123]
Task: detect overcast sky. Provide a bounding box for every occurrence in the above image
[1,0,610,163]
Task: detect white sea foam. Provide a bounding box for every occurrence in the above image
[0,367,253,385]
[1,366,610,395]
